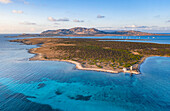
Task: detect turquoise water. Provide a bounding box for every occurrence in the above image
[0,35,170,111]
[55,35,170,44]
[99,39,170,44]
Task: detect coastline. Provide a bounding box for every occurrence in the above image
[6,34,170,38]
[11,38,170,75]
[29,48,141,74]
[28,47,170,74]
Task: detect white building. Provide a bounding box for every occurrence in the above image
[130,66,133,71]
[123,68,127,72]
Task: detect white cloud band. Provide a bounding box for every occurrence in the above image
[0,0,12,4]
[12,10,23,14]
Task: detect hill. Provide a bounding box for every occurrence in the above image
[41,27,154,36]
[41,27,106,35]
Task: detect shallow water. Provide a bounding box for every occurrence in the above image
[0,35,170,111]
[55,35,170,44]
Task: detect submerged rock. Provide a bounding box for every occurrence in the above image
[68,95,92,101]
[55,90,63,95]
[37,83,46,89]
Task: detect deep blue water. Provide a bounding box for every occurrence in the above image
[0,35,170,111]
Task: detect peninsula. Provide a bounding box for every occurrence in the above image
[11,37,170,74]
[7,27,169,38]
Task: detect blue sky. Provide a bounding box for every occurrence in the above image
[0,0,170,33]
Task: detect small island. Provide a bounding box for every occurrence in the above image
[11,37,170,74]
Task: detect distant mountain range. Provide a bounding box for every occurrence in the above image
[41,27,153,36]
[7,27,169,37]
[41,27,106,35]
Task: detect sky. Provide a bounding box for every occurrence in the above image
[0,0,170,34]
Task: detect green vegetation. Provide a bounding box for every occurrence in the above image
[48,39,168,68]
[44,56,48,59]
[12,38,170,70]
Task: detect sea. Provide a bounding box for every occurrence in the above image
[0,35,170,111]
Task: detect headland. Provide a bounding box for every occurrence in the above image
[11,38,170,74]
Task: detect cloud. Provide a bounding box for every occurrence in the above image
[30,28,35,31]
[154,15,160,18]
[54,23,60,25]
[12,10,23,14]
[48,17,69,22]
[48,17,57,21]
[23,1,29,4]
[73,19,84,22]
[96,25,160,31]
[97,15,105,18]
[0,0,12,4]
[96,27,114,29]
[96,26,170,33]
[14,0,29,4]
[21,0,29,4]
[56,18,69,21]
[20,22,37,25]
[124,25,149,29]
[167,20,170,22]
